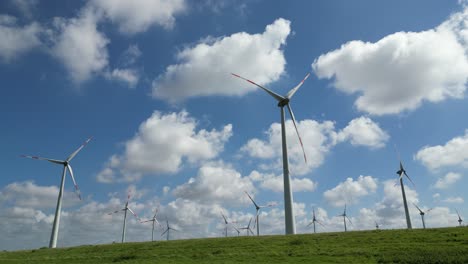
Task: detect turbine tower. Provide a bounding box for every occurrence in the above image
[413,203,432,229]
[140,208,160,242]
[161,218,178,241]
[307,207,324,234]
[395,149,415,229]
[338,204,352,232]
[232,72,310,235]
[456,209,463,226]
[21,137,92,248]
[244,191,276,236]
[108,194,140,243]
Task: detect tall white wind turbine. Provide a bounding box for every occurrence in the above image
[232,73,310,234]
[413,203,432,229]
[108,194,140,243]
[307,207,324,234]
[161,218,178,241]
[21,137,92,248]
[338,204,352,232]
[239,217,255,236]
[395,150,415,230]
[221,211,229,237]
[140,208,161,242]
[456,209,463,227]
[244,191,276,236]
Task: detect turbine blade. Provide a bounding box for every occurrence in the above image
[127,207,139,220]
[20,155,65,165]
[140,219,152,223]
[413,203,422,213]
[286,73,310,99]
[306,222,313,227]
[153,208,159,219]
[231,73,284,102]
[221,212,228,224]
[66,137,92,162]
[404,171,416,187]
[161,229,168,236]
[286,104,307,163]
[317,220,326,227]
[67,165,81,200]
[346,216,353,226]
[244,191,259,208]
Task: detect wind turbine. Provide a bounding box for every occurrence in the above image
[221,211,229,237]
[244,191,276,236]
[307,207,324,234]
[375,221,382,230]
[21,137,92,248]
[161,218,178,241]
[140,208,161,242]
[239,218,255,236]
[108,194,140,243]
[395,148,414,229]
[232,72,310,235]
[456,209,463,227]
[338,204,353,232]
[413,203,432,229]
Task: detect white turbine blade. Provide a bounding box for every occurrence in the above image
[413,203,423,213]
[66,137,92,162]
[221,211,228,224]
[108,209,123,215]
[66,165,82,200]
[346,216,353,226]
[20,155,65,165]
[171,228,179,232]
[244,191,260,208]
[317,220,326,227]
[249,228,254,235]
[286,104,307,163]
[153,208,159,219]
[127,207,139,220]
[140,219,152,223]
[161,229,168,236]
[231,73,284,102]
[286,73,310,99]
[306,221,313,227]
[404,171,416,187]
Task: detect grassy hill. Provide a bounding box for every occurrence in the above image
[1,227,467,263]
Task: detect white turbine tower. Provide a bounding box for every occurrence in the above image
[244,191,276,236]
[413,203,432,229]
[161,218,178,241]
[395,152,415,230]
[21,137,92,248]
[338,204,352,232]
[108,194,140,243]
[232,73,310,234]
[140,208,161,242]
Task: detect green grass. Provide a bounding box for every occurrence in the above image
[1,227,467,263]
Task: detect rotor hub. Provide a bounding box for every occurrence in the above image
[277,98,289,107]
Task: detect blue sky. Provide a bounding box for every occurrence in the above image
[1,0,468,250]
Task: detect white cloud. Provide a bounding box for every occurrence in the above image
[104,68,139,87]
[248,171,316,193]
[415,130,468,171]
[97,110,232,183]
[0,15,42,61]
[91,0,186,34]
[312,8,468,115]
[50,7,109,83]
[241,119,337,175]
[434,172,462,189]
[323,176,378,207]
[152,18,291,102]
[335,116,389,148]
[443,196,464,204]
[172,162,255,205]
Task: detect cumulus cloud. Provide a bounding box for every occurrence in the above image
[323,176,378,207]
[0,15,42,61]
[152,18,291,102]
[334,116,389,148]
[104,68,139,87]
[97,110,232,183]
[172,162,255,205]
[91,0,186,34]
[241,119,337,175]
[434,172,462,189]
[312,7,468,115]
[415,130,468,171]
[50,7,109,83]
[248,171,316,193]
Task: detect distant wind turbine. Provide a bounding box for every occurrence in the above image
[395,147,414,229]
[338,204,353,232]
[375,221,382,230]
[140,208,161,242]
[161,218,178,241]
[413,203,432,229]
[244,191,276,236]
[221,211,230,237]
[232,72,310,235]
[239,218,255,236]
[307,207,324,234]
[456,209,463,227]
[21,137,92,248]
[108,194,140,243]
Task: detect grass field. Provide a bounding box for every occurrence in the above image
[1,227,467,263]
